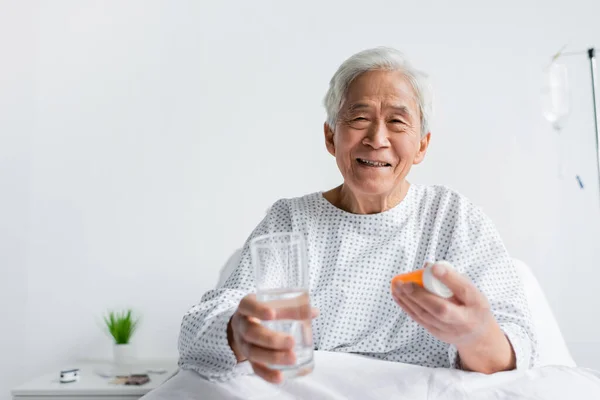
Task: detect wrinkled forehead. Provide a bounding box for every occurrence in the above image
[342,69,419,114]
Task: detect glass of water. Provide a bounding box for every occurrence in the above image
[250,232,314,378]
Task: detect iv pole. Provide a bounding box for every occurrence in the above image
[553,47,600,202]
[589,48,600,204]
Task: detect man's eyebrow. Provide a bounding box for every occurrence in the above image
[346,103,371,112]
[389,105,412,118]
[347,103,413,115]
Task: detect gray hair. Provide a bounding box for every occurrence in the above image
[323,47,433,136]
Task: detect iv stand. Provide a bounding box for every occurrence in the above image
[554,47,600,203]
[589,48,600,205]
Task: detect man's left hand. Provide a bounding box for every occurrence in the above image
[391,263,496,347]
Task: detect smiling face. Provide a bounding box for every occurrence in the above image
[325,69,431,199]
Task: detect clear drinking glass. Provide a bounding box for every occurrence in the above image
[250,232,314,378]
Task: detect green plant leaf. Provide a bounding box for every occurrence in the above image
[103,309,139,344]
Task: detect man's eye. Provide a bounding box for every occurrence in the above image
[390,119,404,124]
[353,117,368,121]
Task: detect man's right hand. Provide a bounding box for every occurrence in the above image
[227,293,318,384]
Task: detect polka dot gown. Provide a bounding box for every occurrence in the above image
[178,184,538,381]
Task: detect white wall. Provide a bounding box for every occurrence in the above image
[2,0,600,397]
[0,1,32,398]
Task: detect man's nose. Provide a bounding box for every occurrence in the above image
[363,121,390,149]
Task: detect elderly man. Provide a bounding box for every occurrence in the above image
[177,47,538,384]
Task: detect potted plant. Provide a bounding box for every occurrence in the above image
[104,309,139,366]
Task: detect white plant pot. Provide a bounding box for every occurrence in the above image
[113,343,134,366]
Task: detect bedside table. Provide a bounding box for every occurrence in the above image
[11,360,178,400]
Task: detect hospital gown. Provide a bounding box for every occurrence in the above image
[178,184,538,381]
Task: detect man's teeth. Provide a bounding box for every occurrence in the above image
[358,158,390,167]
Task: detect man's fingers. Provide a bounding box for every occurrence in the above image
[431,263,480,305]
[403,283,460,324]
[273,305,318,320]
[251,362,283,384]
[238,295,318,321]
[237,294,275,320]
[311,307,320,319]
[242,319,295,350]
[241,340,296,366]
[394,294,430,327]
[393,286,447,331]
[396,296,447,338]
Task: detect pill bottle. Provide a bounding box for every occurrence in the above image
[392,261,454,298]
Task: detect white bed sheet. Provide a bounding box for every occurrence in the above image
[142,351,600,400]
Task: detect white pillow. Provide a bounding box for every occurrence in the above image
[512,258,576,367]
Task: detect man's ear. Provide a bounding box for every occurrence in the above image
[413,132,431,165]
[324,122,336,157]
